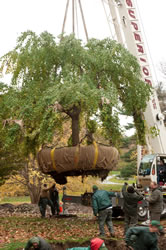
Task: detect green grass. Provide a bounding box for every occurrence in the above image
[108,177,136,184]
[1,241,25,250]
[109,171,120,176]
[100,184,123,191]
[0,196,30,204]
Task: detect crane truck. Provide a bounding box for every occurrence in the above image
[62,0,166,221]
[109,0,166,220]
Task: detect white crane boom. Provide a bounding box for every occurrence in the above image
[107,0,166,158]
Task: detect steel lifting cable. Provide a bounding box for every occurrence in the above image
[78,0,89,41]
[75,0,79,38]
[135,0,159,85]
[61,0,70,35]
[101,0,114,39]
[72,0,75,34]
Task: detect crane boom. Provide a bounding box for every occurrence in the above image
[107,0,166,157]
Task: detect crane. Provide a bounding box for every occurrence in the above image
[103,0,166,191]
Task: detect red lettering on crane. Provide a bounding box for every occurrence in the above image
[126,0,133,7]
[128,9,136,19]
[140,57,146,62]
[131,21,138,31]
[137,44,144,53]
[125,1,157,110]
[134,33,141,42]
[143,67,149,76]
[145,79,152,86]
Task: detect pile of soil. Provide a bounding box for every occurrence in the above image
[0,203,40,216]
[0,202,93,217]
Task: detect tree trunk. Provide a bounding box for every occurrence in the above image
[67,105,81,146]
[72,115,80,146]
[28,183,41,204]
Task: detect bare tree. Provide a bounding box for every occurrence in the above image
[10,156,52,204]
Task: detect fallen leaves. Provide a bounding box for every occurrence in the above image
[0,214,125,248]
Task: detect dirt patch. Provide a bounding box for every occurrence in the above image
[159,236,166,249]
[51,239,126,250]
[15,238,166,250]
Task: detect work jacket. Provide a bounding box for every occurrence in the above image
[125,226,158,250]
[24,236,52,250]
[92,190,116,216]
[146,188,163,213]
[122,185,143,216]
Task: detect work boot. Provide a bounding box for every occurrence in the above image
[99,234,105,238]
[110,232,115,237]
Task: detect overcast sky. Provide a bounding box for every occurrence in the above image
[1,0,166,73]
[1,0,166,135]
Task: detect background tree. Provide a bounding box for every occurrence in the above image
[156,83,166,116]
[0,83,26,185]
[119,135,137,178]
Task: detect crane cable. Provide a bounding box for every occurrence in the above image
[75,0,79,38]
[61,0,70,36]
[101,0,114,39]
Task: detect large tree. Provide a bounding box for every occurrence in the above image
[0,31,151,183]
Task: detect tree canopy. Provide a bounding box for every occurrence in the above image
[0,31,151,181]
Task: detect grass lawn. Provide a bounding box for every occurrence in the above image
[109,170,120,176]
[0,196,31,205]
[100,184,124,191]
[108,177,136,185]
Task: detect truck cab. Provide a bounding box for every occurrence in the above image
[137,154,166,189]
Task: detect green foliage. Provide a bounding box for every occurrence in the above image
[86,119,97,134]
[120,161,137,178]
[100,105,122,146]
[120,135,137,178]
[149,126,160,138]
[133,111,146,145]
[121,135,136,148]
[0,32,152,181]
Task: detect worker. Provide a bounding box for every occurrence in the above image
[145,181,163,221]
[92,185,117,237]
[49,183,60,215]
[38,184,55,218]
[24,236,52,250]
[125,220,162,250]
[122,182,143,234]
[66,237,108,250]
[157,159,166,184]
